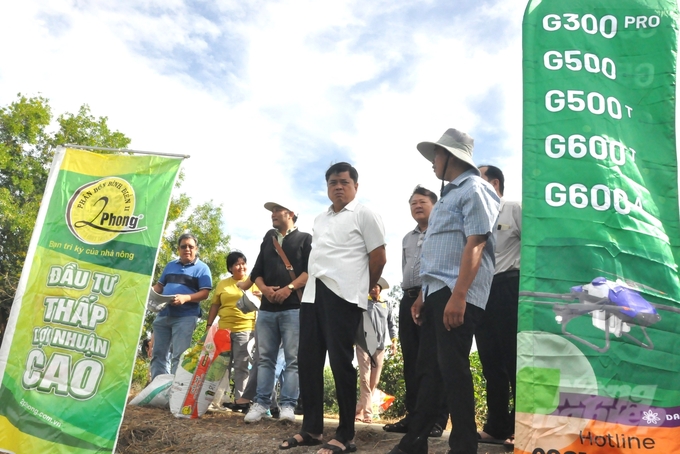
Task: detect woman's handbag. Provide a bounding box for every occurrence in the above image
[236,289,261,313]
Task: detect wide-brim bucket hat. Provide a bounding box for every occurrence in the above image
[417,128,477,170]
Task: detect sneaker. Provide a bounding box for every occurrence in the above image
[279,406,296,422]
[244,403,271,423]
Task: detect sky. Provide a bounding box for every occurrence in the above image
[0,0,527,290]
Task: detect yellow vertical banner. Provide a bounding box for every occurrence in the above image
[0,147,183,453]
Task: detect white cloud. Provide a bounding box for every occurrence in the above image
[0,0,525,288]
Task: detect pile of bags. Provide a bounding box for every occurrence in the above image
[130,320,232,419]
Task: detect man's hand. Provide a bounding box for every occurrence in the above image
[172,294,191,305]
[443,291,466,330]
[390,341,397,356]
[411,294,424,326]
[271,286,292,304]
[260,285,281,303]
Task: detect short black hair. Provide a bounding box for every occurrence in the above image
[226,251,247,269]
[141,338,150,356]
[325,162,359,184]
[480,165,505,196]
[409,185,438,204]
[177,232,198,247]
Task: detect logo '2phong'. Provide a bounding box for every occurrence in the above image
[66,177,147,245]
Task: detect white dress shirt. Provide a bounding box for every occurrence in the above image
[301,199,386,309]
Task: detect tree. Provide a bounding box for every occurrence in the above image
[141,188,231,342]
[154,195,230,291]
[0,94,131,345]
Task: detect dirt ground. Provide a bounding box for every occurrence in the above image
[116,405,511,454]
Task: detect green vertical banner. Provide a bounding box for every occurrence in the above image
[0,147,182,453]
[520,0,680,453]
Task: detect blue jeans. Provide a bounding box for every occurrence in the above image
[254,309,300,408]
[150,314,198,379]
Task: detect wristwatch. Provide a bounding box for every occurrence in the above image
[287,284,295,291]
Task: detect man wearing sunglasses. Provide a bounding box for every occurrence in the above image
[150,233,213,379]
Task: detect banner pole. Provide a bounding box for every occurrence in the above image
[64,143,190,159]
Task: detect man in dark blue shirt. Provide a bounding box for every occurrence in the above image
[150,233,212,379]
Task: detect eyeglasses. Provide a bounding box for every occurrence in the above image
[179,244,196,250]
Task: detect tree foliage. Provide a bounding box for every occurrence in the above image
[141,188,231,340]
[0,94,130,344]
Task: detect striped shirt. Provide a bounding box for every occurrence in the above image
[401,226,426,290]
[420,169,500,309]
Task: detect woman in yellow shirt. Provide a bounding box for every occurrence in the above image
[206,251,259,406]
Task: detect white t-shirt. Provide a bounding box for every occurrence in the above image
[301,199,386,309]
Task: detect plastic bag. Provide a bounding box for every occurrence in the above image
[371,389,395,416]
[129,374,174,407]
[170,321,231,418]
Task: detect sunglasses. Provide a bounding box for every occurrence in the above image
[179,244,196,250]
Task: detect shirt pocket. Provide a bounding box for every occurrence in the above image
[435,204,464,233]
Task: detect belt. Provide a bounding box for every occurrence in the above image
[495,269,519,280]
[403,287,421,298]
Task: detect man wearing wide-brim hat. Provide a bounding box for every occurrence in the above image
[388,129,500,454]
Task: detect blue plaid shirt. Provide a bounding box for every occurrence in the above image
[420,169,500,309]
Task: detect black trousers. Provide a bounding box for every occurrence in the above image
[399,290,449,428]
[299,280,363,444]
[397,287,483,454]
[475,272,519,439]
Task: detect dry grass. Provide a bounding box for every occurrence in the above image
[117,405,401,454]
[116,404,508,454]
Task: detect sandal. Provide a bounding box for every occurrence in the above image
[383,420,408,433]
[317,440,357,453]
[503,434,515,450]
[279,431,322,450]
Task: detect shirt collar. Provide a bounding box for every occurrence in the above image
[413,224,427,234]
[326,198,359,214]
[176,258,197,267]
[276,226,298,240]
[442,168,479,196]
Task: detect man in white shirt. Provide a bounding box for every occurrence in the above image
[280,162,386,454]
[476,165,521,448]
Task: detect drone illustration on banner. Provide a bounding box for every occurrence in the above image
[520,274,680,353]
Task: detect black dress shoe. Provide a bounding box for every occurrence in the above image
[225,402,251,413]
[428,423,443,438]
[383,420,409,433]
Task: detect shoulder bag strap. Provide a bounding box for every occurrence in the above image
[271,236,303,300]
